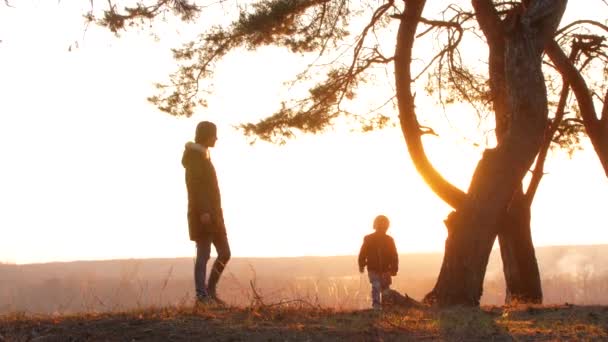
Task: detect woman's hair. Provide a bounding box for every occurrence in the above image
[195,121,217,143]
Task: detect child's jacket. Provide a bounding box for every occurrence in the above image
[358,231,399,274]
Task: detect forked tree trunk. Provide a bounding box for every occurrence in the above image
[396,0,567,306]
[424,144,545,305]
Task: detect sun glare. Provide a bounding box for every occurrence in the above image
[0,1,607,264]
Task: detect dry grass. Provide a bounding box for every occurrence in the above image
[1,303,608,341]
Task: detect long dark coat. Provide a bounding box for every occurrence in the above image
[182,143,225,241]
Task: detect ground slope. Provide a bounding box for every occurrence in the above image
[2,303,608,341]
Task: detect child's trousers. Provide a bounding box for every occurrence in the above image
[368,271,392,307]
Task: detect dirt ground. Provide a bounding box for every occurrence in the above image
[2,303,608,341]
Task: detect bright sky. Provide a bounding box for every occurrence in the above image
[0,1,607,264]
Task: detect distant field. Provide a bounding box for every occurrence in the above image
[2,245,608,314]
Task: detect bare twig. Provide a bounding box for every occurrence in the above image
[249,279,266,307]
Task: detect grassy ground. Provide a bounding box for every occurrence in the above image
[1,303,608,341]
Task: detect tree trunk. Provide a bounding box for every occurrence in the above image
[420,0,566,306]
[396,0,565,306]
[498,189,542,304]
[500,66,574,305]
[598,90,608,176]
[424,144,543,306]
[472,1,543,305]
[597,123,608,177]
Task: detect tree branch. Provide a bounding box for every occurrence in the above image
[339,0,394,106]
[546,40,600,137]
[471,0,503,47]
[412,18,464,81]
[556,20,608,37]
[472,0,511,140]
[395,0,465,209]
[602,89,608,124]
[95,0,200,33]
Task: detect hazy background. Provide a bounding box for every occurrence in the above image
[2,245,608,314]
[1,1,608,265]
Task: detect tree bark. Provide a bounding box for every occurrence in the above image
[500,61,577,304]
[473,0,543,304]
[498,189,543,304]
[396,0,565,306]
[501,63,573,305]
[419,0,566,306]
[424,142,545,305]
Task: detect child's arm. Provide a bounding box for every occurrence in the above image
[358,237,368,273]
[389,237,399,276]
